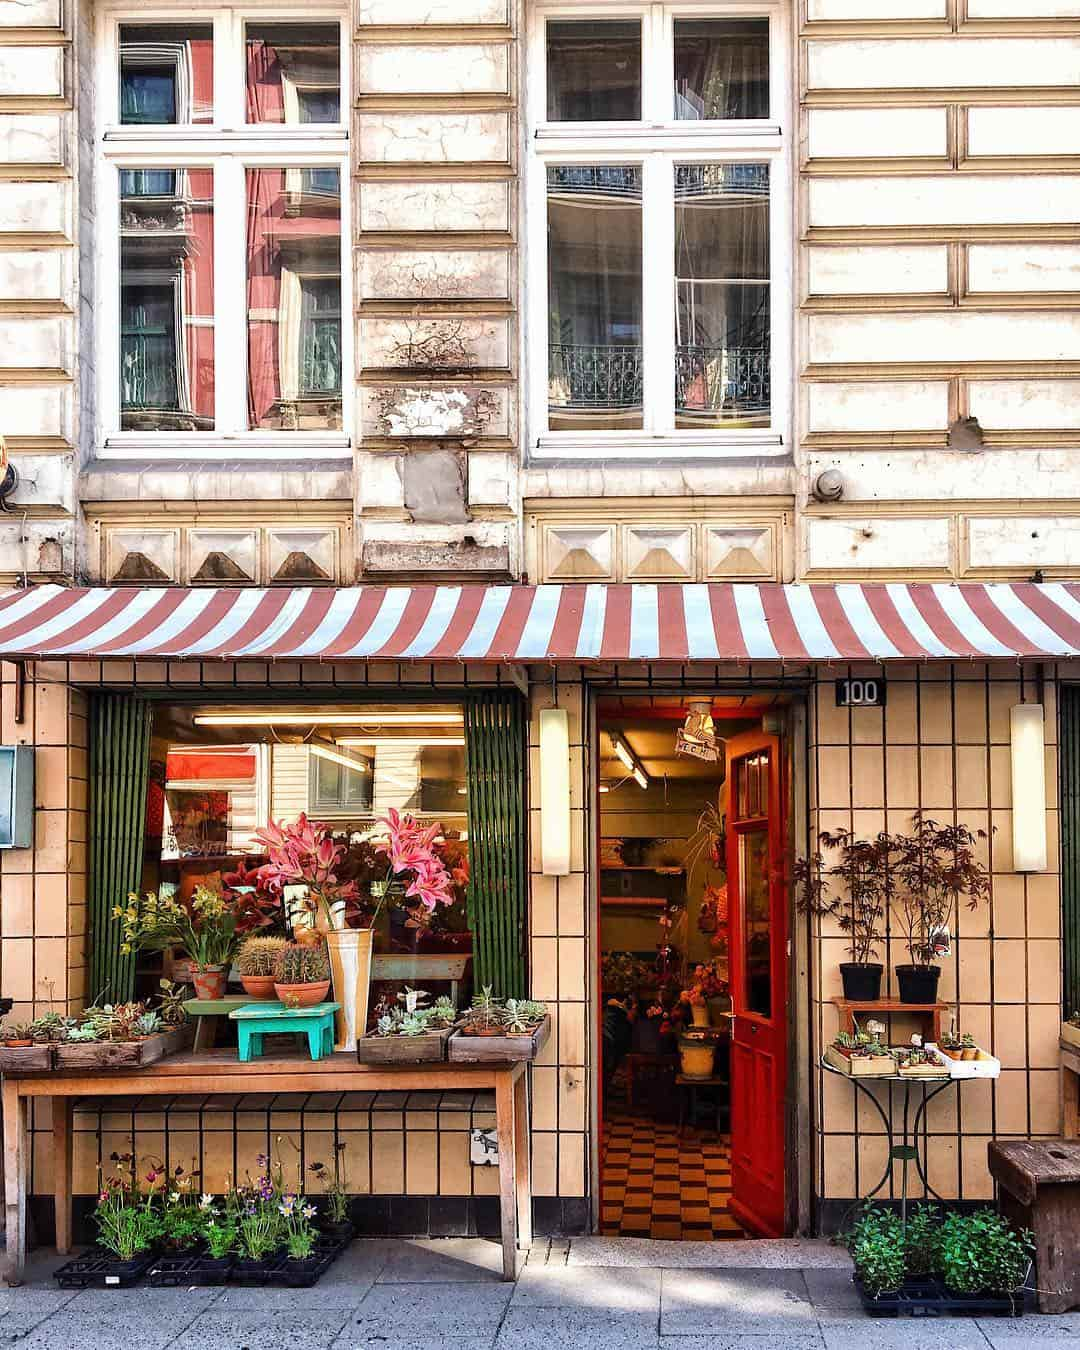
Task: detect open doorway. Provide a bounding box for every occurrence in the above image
[597,694,789,1239]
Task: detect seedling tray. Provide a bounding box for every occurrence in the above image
[855,1276,1025,1318]
[54,1248,155,1289]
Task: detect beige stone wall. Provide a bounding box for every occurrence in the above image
[810,663,1061,1202]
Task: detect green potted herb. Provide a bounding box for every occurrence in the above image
[938,1210,1033,1299]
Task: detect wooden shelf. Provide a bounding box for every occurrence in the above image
[600,865,685,873]
[832,997,949,1043]
[601,896,668,909]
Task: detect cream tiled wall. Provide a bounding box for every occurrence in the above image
[811,662,1061,1204]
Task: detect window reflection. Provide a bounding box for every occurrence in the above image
[547,165,643,432]
[673,19,770,121]
[120,167,215,430]
[742,827,772,1018]
[675,164,770,428]
[119,24,213,125]
[246,168,342,431]
[546,21,641,121]
[246,23,340,124]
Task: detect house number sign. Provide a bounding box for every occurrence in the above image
[835,678,886,708]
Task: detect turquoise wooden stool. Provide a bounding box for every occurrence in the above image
[229,1002,341,1062]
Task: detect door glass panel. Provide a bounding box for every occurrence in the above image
[741,825,771,1018]
[119,24,213,125]
[547,165,643,432]
[675,163,770,429]
[673,19,770,121]
[245,23,341,124]
[120,167,215,430]
[546,21,641,122]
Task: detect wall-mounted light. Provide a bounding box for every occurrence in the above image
[610,734,648,790]
[540,707,571,876]
[1011,703,1047,873]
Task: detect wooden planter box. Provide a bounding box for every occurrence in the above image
[356,1027,451,1064]
[1061,1021,1080,1053]
[448,1016,551,1064]
[53,1024,191,1071]
[824,1044,896,1077]
[896,1048,950,1078]
[0,1044,54,1072]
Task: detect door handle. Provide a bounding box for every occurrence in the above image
[749,1023,759,1034]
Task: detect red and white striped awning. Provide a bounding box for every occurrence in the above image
[0,582,1079,663]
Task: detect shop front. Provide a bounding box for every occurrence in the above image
[0,581,1076,1246]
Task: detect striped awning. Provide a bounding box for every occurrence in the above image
[0,582,1079,663]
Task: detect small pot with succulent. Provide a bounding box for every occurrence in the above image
[274,942,331,1008]
[3,1022,34,1048]
[825,1028,896,1077]
[237,935,288,1000]
[939,1031,979,1061]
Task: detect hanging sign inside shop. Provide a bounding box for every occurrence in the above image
[835,678,886,708]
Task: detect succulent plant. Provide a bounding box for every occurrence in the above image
[274,942,329,985]
[376,1014,396,1037]
[134,1011,162,1037]
[237,935,288,977]
[65,1023,101,1042]
[156,979,189,1027]
[397,1013,429,1037]
[467,985,502,1033]
[30,1011,68,1043]
[430,996,456,1028]
[502,1000,531,1034]
[520,1000,548,1023]
[3,1022,34,1042]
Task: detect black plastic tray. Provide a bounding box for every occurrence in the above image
[855,1275,1026,1318]
[54,1249,156,1289]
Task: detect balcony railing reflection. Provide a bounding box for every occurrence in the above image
[548,343,770,415]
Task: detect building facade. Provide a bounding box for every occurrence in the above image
[0,0,1078,1242]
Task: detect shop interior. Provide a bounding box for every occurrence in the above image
[141,702,473,1030]
[598,694,778,1240]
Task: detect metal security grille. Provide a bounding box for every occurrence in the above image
[89,694,153,1003]
[463,690,528,998]
[1061,687,1080,1018]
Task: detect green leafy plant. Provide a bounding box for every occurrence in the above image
[205,1219,238,1259]
[278,1193,319,1260]
[117,885,243,969]
[274,942,329,985]
[938,1210,1033,1296]
[93,1158,162,1261]
[465,986,502,1033]
[159,1195,207,1252]
[843,1204,906,1297]
[309,1142,350,1224]
[793,829,893,966]
[904,1204,941,1279]
[237,935,289,977]
[3,1023,34,1043]
[890,814,991,969]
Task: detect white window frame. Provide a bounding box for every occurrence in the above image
[526,0,791,462]
[95,1,352,460]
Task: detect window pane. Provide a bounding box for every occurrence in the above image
[546,21,641,121]
[674,19,770,120]
[547,167,642,433]
[675,164,770,429]
[246,167,343,431]
[741,826,772,1018]
[246,23,341,124]
[120,168,215,430]
[119,24,213,125]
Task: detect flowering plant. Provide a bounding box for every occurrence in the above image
[116,885,241,969]
[680,985,708,1007]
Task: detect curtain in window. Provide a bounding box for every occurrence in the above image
[246,167,284,427]
[89,695,152,1003]
[674,20,770,121]
[464,691,528,997]
[120,68,178,124]
[300,278,342,396]
[121,285,180,412]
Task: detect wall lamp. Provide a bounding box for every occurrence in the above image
[1011,703,1047,873]
[610,733,648,790]
[540,708,571,876]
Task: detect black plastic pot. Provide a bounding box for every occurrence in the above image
[854,1274,1024,1318]
[190,1254,235,1286]
[231,1254,285,1286]
[281,1254,331,1288]
[839,963,883,1002]
[317,1219,355,1243]
[896,964,941,1004]
[54,1248,155,1289]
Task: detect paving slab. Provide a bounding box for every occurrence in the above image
[171,1309,352,1350]
[511,1265,661,1311]
[496,1307,660,1350]
[332,1333,496,1350]
[802,1268,864,1311]
[977,1314,1080,1345]
[12,1307,203,1350]
[569,1238,850,1268]
[352,1280,513,1334]
[660,1269,817,1336]
[659,1336,825,1350]
[819,1317,993,1350]
[374,1238,505,1283]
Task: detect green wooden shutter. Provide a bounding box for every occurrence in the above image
[1062,686,1080,1018]
[89,694,152,1003]
[464,690,527,997]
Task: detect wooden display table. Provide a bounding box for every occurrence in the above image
[832,997,949,1044]
[183,997,252,1051]
[1,1049,531,1286]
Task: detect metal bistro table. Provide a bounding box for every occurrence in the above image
[820,1054,960,1224]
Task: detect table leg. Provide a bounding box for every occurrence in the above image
[237,1027,250,1062]
[2,1080,28,1286]
[307,1025,321,1061]
[513,1067,532,1250]
[495,1069,518,1281]
[53,1097,73,1255]
[193,1017,214,1052]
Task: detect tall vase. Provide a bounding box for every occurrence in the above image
[325,928,373,1051]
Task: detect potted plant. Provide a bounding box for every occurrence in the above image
[794,828,892,1002]
[681,983,711,1029]
[678,1029,716,1079]
[448,989,551,1062]
[460,985,503,1035]
[117,884,242,1000]
[357,988,457,1063]
[236,935,288,999]
[2,1022,34,1048]
[274,942,331,1008]
[198,1210,239,1284]
[890,814,990,1005]
[309,1142,354,1241]
[845,1203,906,1299]
[938,1210,1033,1301]
[824,1028,895,1077]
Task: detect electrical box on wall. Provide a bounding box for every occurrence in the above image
[0,747,33,849]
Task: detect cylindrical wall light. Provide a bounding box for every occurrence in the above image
[539,707,571,876]
[1011,703,1048,873]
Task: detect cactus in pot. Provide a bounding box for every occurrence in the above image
[237,935,289,998]
[273,942,331,1008]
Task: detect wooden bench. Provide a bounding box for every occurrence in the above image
[989,1138,1080,1314]
[1,1049,531,1285]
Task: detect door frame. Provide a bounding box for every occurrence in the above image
[585,682,813,1238]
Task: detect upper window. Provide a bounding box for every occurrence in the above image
[529,3,788,460]
[99,6,349,457]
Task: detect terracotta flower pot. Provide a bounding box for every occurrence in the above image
[274,979,331,1009]
[192,966,228,1000]
[239,974,277,1000]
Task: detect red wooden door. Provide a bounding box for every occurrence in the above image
[726,729,788,1237]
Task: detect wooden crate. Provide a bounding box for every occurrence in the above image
[0,1044,53,1073]
[824,1044,896,1077]
[448,1016,551,1064]
[355,1027,451,1065]
[53,1024,191,1071]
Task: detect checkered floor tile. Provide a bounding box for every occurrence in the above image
[600,1108,745,1240]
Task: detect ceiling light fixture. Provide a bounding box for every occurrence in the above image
[310,743,371,775]
[610,734,648,790]
[192,710,464,728]
[336,736,466,748]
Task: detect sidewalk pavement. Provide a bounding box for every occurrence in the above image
[0,1237,1074,1350]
